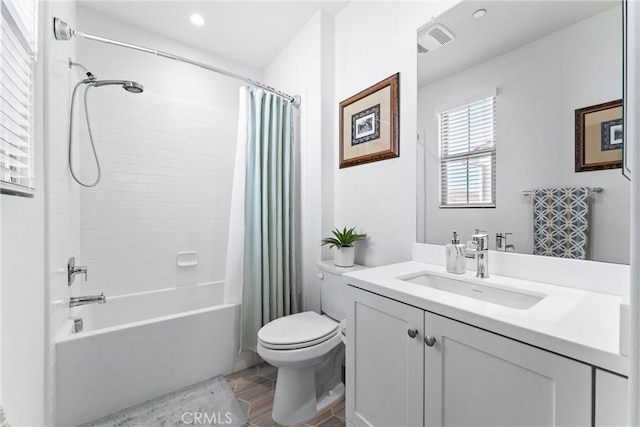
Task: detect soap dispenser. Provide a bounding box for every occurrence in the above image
[446,231,466,274]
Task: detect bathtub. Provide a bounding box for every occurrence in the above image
[55,282,248,426]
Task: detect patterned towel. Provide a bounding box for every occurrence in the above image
[532,187,589,260]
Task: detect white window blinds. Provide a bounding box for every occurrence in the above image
[0,0,36,196]
[438,95,496,208]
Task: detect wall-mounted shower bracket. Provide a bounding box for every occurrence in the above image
[68,57,96,81]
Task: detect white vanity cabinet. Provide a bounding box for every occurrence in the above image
[345,285,424,426]
[424,312,591,426]
[346,286,593,426]
[594,369,628,426]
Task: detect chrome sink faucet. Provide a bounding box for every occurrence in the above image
[69,293,106,308]
[496,232,515,252]
[465,232,489,279]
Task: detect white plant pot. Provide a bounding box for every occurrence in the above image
[335,246,355,267]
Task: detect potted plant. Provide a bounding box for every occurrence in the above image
[321,227,367,267]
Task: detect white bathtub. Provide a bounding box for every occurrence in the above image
[55,282,247,426]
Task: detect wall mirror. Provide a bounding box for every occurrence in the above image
[416,0,629,264]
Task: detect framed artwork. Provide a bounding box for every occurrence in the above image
[575,99,623,172]
[339,73,399,168]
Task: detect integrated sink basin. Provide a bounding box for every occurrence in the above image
[398,272,546,309]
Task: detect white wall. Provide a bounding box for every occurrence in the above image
[0,173,2,410]
[75,7,259,296]
[0,3,48,425]
[77,6,260,109]
[0,201,2,408]
[418,6,629,264]
[263,11,335,312]
[334,1,457,267]
[0,197,45,427]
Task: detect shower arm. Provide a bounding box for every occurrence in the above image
[53,18,302,108]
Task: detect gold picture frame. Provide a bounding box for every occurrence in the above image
[339,73,399,168]
[575,99,623,172]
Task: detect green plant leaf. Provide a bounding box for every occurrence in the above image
[321,226,367,248]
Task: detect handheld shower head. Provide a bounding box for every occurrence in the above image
[123,81,144,93]
[68,76,144,188]
[92,79,144,93]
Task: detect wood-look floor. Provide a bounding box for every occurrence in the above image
[225,363,346,427]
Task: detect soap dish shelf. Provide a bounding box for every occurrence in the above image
[177,251,198,267]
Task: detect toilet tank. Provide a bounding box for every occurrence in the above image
[317,261,366,321]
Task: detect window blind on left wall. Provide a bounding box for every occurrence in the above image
[0,0,36,196]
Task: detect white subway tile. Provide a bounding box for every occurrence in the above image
[74,91,234,294]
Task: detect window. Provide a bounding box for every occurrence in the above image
[438,94,496,208]
[0,0,37,196]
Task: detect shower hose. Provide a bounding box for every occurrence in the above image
[68,80,101,187]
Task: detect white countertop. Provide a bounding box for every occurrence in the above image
[343,260,628,376]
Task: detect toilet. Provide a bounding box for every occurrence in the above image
[257,261,365,425]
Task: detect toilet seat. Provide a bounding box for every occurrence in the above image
[258,311,338,350]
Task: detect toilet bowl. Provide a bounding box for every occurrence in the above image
[256,261,364,425]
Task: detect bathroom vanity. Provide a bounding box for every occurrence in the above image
[344,244,628,426]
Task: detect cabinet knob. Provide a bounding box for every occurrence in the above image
[424,336,437,347]
[407,328,419,339]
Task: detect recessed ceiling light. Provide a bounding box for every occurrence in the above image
[472,9,487,19]
[190,14,205,26]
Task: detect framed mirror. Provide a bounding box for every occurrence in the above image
[416,0,629,264]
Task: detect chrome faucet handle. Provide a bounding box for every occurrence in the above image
[496,232,514,251]
[467,229,489,257]
[68,257,88,286]
[471,233,489,250]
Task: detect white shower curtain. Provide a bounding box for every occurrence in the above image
[224,87,301,351]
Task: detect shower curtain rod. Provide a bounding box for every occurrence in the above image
[53,18,301,108]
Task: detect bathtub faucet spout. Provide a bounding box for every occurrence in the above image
[70,293,107,308]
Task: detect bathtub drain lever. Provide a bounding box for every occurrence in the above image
[73,318,83,333]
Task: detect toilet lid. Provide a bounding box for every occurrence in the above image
[258,311,338,350]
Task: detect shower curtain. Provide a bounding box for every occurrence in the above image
[225,87,301,351]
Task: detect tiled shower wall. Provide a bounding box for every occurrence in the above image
[77,90,237,296]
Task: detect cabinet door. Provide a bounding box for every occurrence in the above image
[424,313,591,426]
[346,286,424,426]
[595,369,628,426]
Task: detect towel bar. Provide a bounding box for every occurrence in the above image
[522,187,603,196]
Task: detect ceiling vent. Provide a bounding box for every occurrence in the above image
[417,24,455,54]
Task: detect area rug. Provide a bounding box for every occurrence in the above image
[81,375,247,427]
[0,406,10,427]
